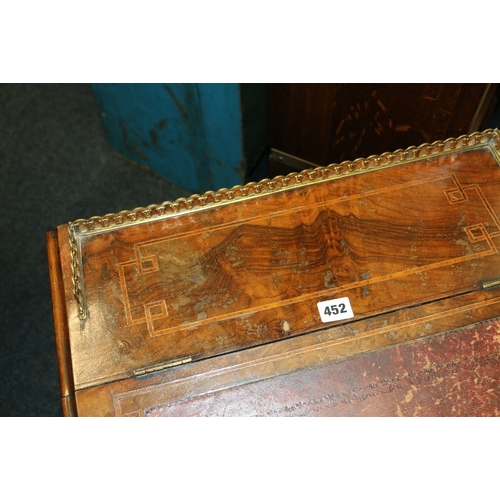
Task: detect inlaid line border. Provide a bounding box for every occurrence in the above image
[69,129,500,320]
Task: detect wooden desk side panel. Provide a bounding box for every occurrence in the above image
[46,230,77,416]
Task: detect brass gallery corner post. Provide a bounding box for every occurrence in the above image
[48,129,500,416]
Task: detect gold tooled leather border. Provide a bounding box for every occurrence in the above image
[69,128,500,319]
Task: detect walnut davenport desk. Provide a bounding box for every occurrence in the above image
[47,129,500,416]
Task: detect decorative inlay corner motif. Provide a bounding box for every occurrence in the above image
[68,128,500,320]
[445,174,500,250]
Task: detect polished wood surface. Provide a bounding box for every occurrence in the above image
[73,286,500,416]
[48,129,500,416]
[46,230,77,416]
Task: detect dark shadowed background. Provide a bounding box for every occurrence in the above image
[0,84,192,416]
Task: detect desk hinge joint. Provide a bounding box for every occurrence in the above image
[482,278,500,290]
[133,357,192,377]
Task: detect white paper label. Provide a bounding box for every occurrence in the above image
[317,297,354,323]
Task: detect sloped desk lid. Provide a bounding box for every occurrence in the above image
[55,129,500,390]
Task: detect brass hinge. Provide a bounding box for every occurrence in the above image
[482,278,500,290]
[133,356,192,377]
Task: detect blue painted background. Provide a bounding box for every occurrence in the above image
[91,83,266,193]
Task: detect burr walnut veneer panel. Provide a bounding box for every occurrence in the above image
[48,129,500,416]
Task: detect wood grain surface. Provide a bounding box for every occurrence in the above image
[73,286,500,416]
[48,130,500,416]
